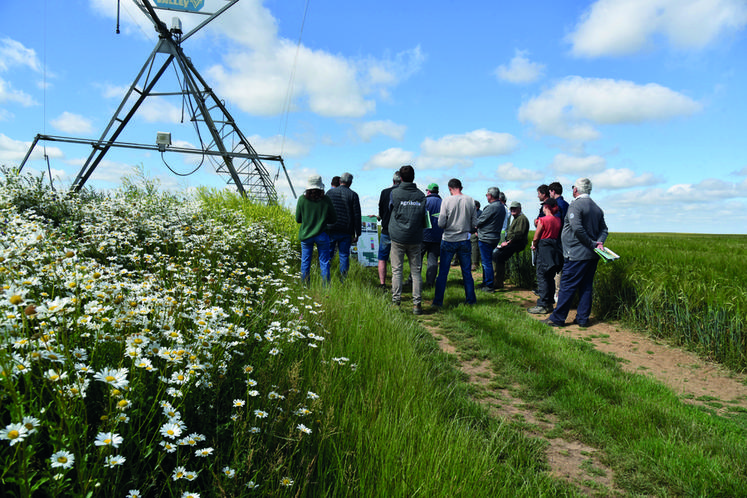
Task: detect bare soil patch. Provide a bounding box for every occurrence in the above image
[418,281,747,496]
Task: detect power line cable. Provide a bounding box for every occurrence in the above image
[276,0,310,180]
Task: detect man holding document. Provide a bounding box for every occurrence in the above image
[544,177,608,328]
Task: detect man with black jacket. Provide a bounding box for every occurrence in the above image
[388,165,427,315]
[326,172,361,280]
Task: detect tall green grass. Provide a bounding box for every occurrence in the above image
[507,231,747,371]
[594,233,747,371]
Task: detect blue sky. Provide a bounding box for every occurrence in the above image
[2,0,746,233]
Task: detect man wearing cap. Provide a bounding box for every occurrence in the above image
[326,172,361,280]
[544,178,608,328]
[376,171,402,289]
[422,182,443,288]
[492,201,529,289]
[432,178,478,308]
[388,165,427,315]
[475,187,505,292]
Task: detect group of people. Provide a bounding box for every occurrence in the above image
[296,167,608,326]
[295,172,361,284]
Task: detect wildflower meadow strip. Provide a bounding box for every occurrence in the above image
[0,171,331,496]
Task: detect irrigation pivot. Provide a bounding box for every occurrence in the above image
[19,0,295,203]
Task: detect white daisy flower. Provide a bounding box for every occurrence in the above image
[94,432,123,448]
[50,450,75,469]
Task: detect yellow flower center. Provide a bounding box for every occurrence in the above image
[105,376,115,382]
[57,456,68,464]
[9,295,22,305]
[8,430,19,439]
[104,438,112,444]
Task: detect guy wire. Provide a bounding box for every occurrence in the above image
[277,0,310,179]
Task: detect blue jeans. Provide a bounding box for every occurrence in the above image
[378,233,392,261]
[478,239,498,287]
[301,233,331,283]
[432,239,476,306]
[549,258,599,325]
[328,232,352,276]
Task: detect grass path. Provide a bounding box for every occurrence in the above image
[409,274,747,496]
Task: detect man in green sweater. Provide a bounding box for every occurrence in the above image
[491,201,529,289]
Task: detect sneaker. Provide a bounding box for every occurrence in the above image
[541,317,564,327]
[379,283,388,291]
[430,303,442,311]
[479,286,494,293]
[527,306,550,314]
[572,318,590,328]
[413,304,423,315]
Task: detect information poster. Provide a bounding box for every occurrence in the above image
[354,216,379,267]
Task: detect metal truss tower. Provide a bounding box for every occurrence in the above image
[19,0,295,203]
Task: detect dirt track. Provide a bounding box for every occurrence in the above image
[419,282,747,495]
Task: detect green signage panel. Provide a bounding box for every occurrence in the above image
[154,0,205,12]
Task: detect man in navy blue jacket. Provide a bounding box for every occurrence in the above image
[421,183,443,288]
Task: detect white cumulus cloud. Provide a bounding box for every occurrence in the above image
[138,97,183,124]
[567,0,747,57]
[496,162,544,182]
[0,38,42,72]
[0,78,35,107]
[363,147,416,170]
[420,129,519,158]
[51,112,94,134]
[551,153,607,174]
[591,168,662,189]
[518,76,702,141]
[355,120,407,142]
[495,50,546,84]
[0,133,63,163]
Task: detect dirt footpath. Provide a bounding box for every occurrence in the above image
[420,282,747,496]
[504,286,747,413]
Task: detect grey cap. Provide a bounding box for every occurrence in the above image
[510,201,521,209]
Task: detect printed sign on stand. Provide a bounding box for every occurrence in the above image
[354,216,379,267]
